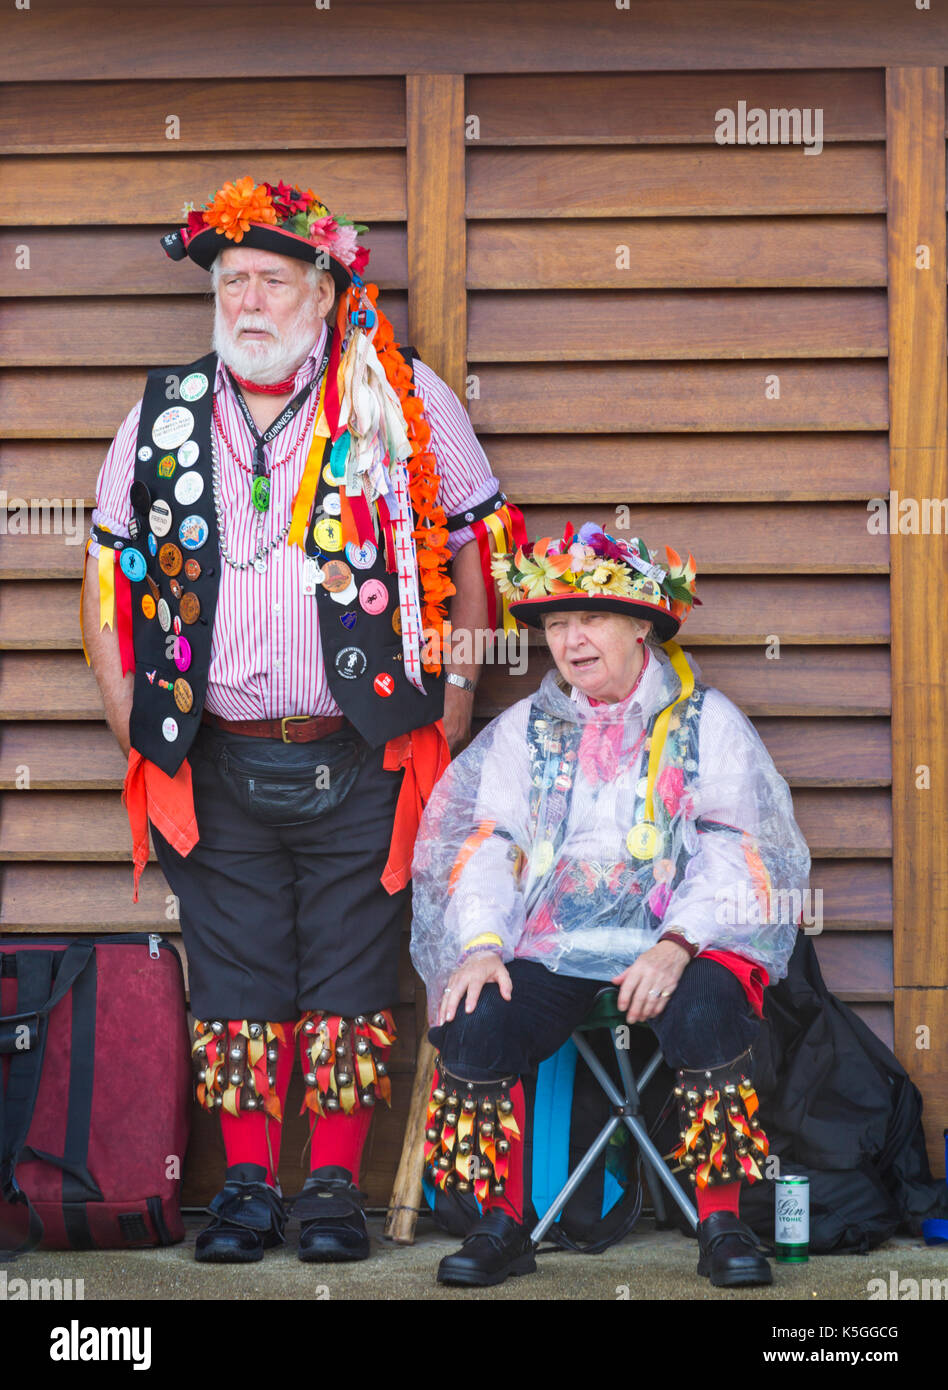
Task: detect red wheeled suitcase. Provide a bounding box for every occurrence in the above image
[0,933,190,1252]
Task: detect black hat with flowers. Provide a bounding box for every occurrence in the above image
[492,522,700,641]
[159,176,370,295]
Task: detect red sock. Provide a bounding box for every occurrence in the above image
[219,1021,295,1188]
[306,1037,392,1185]
[309,1107,375,1185]
[696,1181,742,1221]
[483,1081,526,1225]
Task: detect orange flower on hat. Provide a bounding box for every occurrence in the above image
[203,177,278,243]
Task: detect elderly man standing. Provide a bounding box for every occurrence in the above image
[80,176,522,1265]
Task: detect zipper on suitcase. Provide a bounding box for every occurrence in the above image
[148,934,161,959]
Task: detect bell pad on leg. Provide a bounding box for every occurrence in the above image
[192,1019,288,1120]
[424,1060,521,1206]
[669,1048,769,1189]
[296,1010,395,1117]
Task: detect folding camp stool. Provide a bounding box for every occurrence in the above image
[530,986,698,1244]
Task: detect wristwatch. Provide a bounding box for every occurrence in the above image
[445,673,475,693]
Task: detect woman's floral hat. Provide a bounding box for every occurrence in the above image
[492,521,700,640]
[160,175,370,293]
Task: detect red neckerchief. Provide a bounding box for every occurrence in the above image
[577,649,650,784]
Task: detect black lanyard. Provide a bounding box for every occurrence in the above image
[225,329,333,478]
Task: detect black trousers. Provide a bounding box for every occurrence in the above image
[151,721,407,1020]
[429,957,760,1081]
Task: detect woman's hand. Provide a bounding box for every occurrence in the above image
[612,939,691,1024]
[438,951,512,1025]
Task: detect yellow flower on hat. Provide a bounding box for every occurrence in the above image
[579,560,636,597]
[490,554,520,598]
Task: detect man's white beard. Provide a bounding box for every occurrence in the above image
[213,295,322,385]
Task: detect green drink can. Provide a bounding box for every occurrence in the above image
[775,1175,809,1263]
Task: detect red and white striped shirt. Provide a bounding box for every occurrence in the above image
[90,323,500,719]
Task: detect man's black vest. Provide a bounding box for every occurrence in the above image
[114,350,446,777]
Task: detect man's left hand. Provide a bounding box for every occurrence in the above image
[612,939,691,1024]
[443,680,475,754]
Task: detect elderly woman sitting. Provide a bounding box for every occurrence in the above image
[410,522,810,1288]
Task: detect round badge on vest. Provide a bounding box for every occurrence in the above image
[179,372,209,403]
[172,615,182,635]
[162,716,179,742]
[119,548,147,583]
[157,598,171,632]
[146,574,160,601]
[177,440,200,468]
[340,611,357,630]
[184,557,201,581]
[137,446,153,463]
[128,518,142,541]
[359,578,389,615]
[179,592,201,625]
[147,534,158,556]
[149,499,173,538]
[313,517,343,552]
[173,634,192,672]
[159,543,183,577]
[130,481,152,514]
[321,462,337,486]
[178,515,209,550]
[174,471,204,506]
[170,579,183,600]
[157,454,176,480]
[391,608,402,636]
[142,595,156,620]
[373,672,395,698]
[152,406,195,451]
[346,540,377,570]
[320,559,352,593]
[321,493,342,518]
[335,646,367,680]
[173,678,194,712]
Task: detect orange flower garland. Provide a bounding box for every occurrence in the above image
[336,282,456,674]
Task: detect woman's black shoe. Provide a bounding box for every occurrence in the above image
[295,1166,370,1262]
[437,1210,537,1287]
[696,1211,773,1286]
[194,1164,287,1264]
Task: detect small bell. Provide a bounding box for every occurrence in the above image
[724,1083,737,1096]
[491,1180,505,1196]
[336,1040,347,1057]
[355,1038,371,1057]
[497,1098,513,1115]
[303,1020,316,1035]
[354,1015,367,1028]
[437,1155,451,1172]
[444,1173,457,1190]
[336,1070,353,1088]
[244,1096,258,1110]
[318,1048,332,1066]
[229,1046,242,1061]
[376,1062,388,1078]
[480,1098,494,1115]
[359,1089,376,1107]
[248,1023,263,1039]
[211,1021,224,1035]
[462,1097,477,1114]
[229,1070,242,1085]
[304,1071,318,1087]
[479,1121,494,1139]
[325,1094,341,1113]
[338,1020,349,1037]
[425,1127,439,1144]
[458,1139,473,1156]
[432,1088,447,1107]
[371,1014,387,1029]
[497,1139,510,1155]
[266,1047,279,1063]
[445,1110,459,1127]
[457,1181,471,1193]
[196,1068,206,1082]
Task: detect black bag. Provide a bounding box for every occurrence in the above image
[648,935,948,1252]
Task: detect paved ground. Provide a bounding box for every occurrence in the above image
[5,1213,946,1302]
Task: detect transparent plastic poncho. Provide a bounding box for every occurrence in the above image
[410,645,811,1020]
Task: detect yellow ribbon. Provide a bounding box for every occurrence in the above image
[643,640,695,824]
[287,373,330,550]
[483,510,517,633]
[97,543,116,635]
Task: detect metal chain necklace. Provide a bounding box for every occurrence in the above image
[210,428,292,574]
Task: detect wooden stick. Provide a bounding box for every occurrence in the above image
[385,1036,438,1244]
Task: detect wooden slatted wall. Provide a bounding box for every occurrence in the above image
[1,1,946,1187]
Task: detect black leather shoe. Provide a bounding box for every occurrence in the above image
[194,1164,286,1264]
[437,1210,537,1287]
[294,1166,370,1262]
[696,1210,773,1287]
